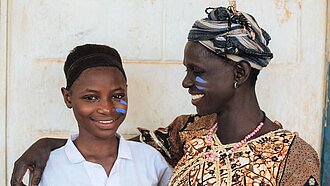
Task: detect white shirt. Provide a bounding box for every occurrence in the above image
[39,134,173,186]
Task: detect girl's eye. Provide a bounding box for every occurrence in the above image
[83,95,98,101]
[113,94,125,100]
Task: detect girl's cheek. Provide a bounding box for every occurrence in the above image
[115,99,128,114]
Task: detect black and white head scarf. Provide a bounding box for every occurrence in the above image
[188,6,273,70]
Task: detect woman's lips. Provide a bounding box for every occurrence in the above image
[191,94,204,105]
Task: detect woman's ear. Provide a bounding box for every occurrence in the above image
[234,61,251,87]
[61,87,72,109]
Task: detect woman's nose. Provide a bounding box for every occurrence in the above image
[182,73,194,89]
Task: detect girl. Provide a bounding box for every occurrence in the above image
[37,44,172,186]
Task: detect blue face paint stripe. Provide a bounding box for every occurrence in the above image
[196,85,206,90]
[120,99,128,105]
[196,76,207,84]
[116,108,127,114]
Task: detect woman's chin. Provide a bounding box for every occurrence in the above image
[196,108,213,116]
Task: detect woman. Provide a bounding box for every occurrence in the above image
[12,6,320,186]
[140,6,320,185]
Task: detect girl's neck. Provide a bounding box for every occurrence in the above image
[74,134,119,176]
[75,134,118,158]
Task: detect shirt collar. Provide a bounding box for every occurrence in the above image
[64,133,132,164]
[116,133,132,160]
[64,134,85,164]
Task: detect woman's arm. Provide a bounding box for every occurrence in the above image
[279,136,320,185]
[128,135,140,142]
[10,138,66,186]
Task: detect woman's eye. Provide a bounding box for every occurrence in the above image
[83,96,98,101]
[193,71,201,75]
[193,70,204,76]
[189,66,202,75]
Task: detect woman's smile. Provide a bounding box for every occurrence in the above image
[191,94,205,105]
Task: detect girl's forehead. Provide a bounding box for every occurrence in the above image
[83,66,119,72]
[82,66,126,79]
[71,67,127,90]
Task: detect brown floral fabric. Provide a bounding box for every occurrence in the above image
[138,114,216,167]
[279,137,320,185]
[138,114,320,185]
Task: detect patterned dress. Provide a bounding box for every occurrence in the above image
[138,114,320,186]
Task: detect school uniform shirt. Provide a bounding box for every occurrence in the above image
[39,133,173,186]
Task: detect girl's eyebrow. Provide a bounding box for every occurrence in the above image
[113,87,126,91]
[82,89,99,93]
[82,87,126,93]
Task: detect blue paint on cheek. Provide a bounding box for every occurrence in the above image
[196,76,207,84]
[120,99,128,105]
[196,85,206,90]
[116,108,127,114]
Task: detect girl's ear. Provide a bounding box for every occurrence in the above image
[61,87,72,109]
[234,61,251,87]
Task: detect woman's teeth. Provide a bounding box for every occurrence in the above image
[192,94,204,100]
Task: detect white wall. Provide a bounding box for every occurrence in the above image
[0,0,8,185]
[1,0,328,185]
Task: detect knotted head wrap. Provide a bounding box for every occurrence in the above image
[188,6,273,69]
[64,44,126,89]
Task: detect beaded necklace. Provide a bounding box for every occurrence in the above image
[205,111,266,162]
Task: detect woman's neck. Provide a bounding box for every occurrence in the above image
[216,91,280,144]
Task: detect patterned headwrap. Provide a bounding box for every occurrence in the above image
[188,6,273,70]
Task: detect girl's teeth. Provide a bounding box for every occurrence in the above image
[192,94,204,100]
[98,120,114,124]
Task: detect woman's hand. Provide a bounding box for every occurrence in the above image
[10,138,66,186]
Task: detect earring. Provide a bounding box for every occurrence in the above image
[67,105,72,109]
[234,81,238,89]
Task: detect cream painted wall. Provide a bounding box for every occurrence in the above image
[1,0,328,185]
[0,0,8,185]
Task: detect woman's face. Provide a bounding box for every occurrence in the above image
[62,67,128,140]
[182,41,236,115]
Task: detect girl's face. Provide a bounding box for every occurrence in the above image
[62,67,128,140]
[182,41,236,115]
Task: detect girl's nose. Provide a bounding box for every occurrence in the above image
[97,101,115,114]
